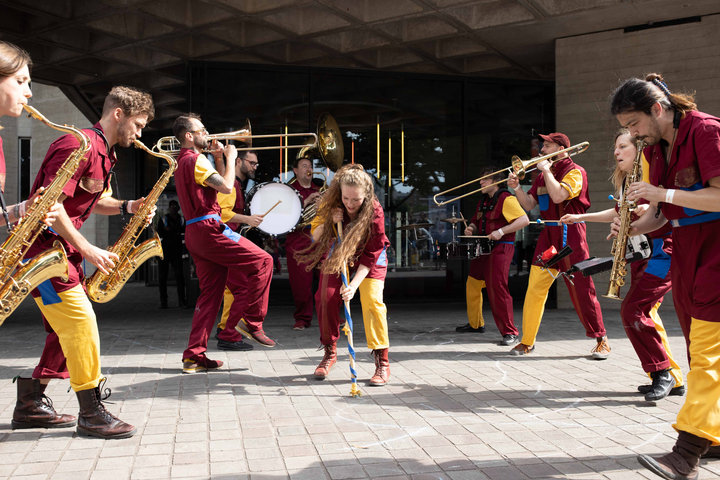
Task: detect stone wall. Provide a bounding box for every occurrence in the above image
[0,84,106,255]
[554,14,720,309]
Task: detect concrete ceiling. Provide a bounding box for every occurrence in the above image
[1,0,718,128]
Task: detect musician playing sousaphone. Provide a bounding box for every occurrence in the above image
[454,166,528,346]
[508,132,610,359]
[286,156,321,331]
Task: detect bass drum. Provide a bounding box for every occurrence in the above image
[245,182,304,236]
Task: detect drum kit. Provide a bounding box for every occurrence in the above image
[439,207,493,260]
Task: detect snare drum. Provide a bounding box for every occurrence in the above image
[477,238,494,256]
[447,241,479,260]
[245,182,303,236]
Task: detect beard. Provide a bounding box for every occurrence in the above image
[116,121,135,148]
[639,118,663,146]
[241,162,255,179]
[194,136,209,151]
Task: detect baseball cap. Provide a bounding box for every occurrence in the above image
[538,133,570,149]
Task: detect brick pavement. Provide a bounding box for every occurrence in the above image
[1,283,718,480]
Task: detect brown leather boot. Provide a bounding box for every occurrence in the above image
[369,348,390,386]
[314,343,337,379]
[703,444,720,459]
[638,431,711,480]
[76,386,136,439]
[11,377,76,429]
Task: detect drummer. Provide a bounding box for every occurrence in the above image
[455,166,529,346]
[213,149,265,351]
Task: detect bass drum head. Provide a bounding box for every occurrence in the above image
[246,182,303,236]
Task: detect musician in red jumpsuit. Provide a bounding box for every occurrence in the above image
[286,157,321,330]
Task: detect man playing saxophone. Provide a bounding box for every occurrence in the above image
[286,156,321,331]
[18,86,155,439]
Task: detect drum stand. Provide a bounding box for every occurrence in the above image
[536,245,575,285]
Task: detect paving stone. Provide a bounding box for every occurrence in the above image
[0,287,696,480]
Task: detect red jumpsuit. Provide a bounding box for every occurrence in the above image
[644,110,720,444]
[522,158,606,345]
[286,181,320,328]
[315,199,390,348]
[175,149,272,361]
[617,199,676,374]
[27,124,117,380]
[467,190,522,336]
[216,177,249,343]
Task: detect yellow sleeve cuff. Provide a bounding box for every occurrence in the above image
[194,154,217,186]
[502,196,526,222]
[560,169,583,200]
[217,188,237,223]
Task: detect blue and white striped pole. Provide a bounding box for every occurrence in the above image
[336,223,362,398]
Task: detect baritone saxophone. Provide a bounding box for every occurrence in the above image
[603,139,645,300]
[0,105,91,325]
[85,140,176,303]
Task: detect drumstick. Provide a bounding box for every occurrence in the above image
[459,212,469,230]
[262,200,282,216]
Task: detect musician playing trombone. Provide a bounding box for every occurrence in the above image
[454,166,528,346]
[508,133,610,359]
[172,114,275,376]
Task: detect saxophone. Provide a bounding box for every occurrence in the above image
[0,105,91,325]
[85,139,176,303]
[604,139,645,300]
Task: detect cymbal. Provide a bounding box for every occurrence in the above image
[458,235,490,239]
[440,217,465,224]
[397,223,433,230]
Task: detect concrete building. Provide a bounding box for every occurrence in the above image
[1,0,719,307]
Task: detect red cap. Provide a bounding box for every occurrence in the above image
[538,133,570,149]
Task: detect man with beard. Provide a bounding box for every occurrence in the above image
[213,150,264,351]
[17,86,155,439]
[610,73,720,480]
[173,114,275,375]
[507,133,610,359]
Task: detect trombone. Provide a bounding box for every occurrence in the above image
[154,118,319,157]
[433,142,589,206]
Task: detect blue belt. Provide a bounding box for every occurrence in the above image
[536,220,584,248]
[496,241,513,245]
[186,214,220,225]
[670,212,720,228]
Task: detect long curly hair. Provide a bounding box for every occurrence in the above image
[295,164,377,275]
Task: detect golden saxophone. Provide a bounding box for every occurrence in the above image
[604,139,645,300]
[0,105,91,325]
[85,140,176,303]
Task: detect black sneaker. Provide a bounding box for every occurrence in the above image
[500,334,519,346]
[217,339,254,351]
[215,327,222,340]
[455,323,485,333]
[637,383,686,396]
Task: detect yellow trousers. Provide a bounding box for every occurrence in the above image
[520,266,556,346]
[648,303,684,387]
[358,278,389,350]
[34,285,102,392]
[217,287,233,331]
[674,318,720,444]
[466,277,486,329]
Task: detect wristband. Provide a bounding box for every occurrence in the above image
[665,189,676,205]
[497,228,504,237]
[120,200,128,217]
[513,184,523,192]
[19,200,27,217]
[13,203,20,220]
[127,200,134,214]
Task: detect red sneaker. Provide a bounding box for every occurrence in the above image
[183,355,224,374]
[235,323,276,347]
